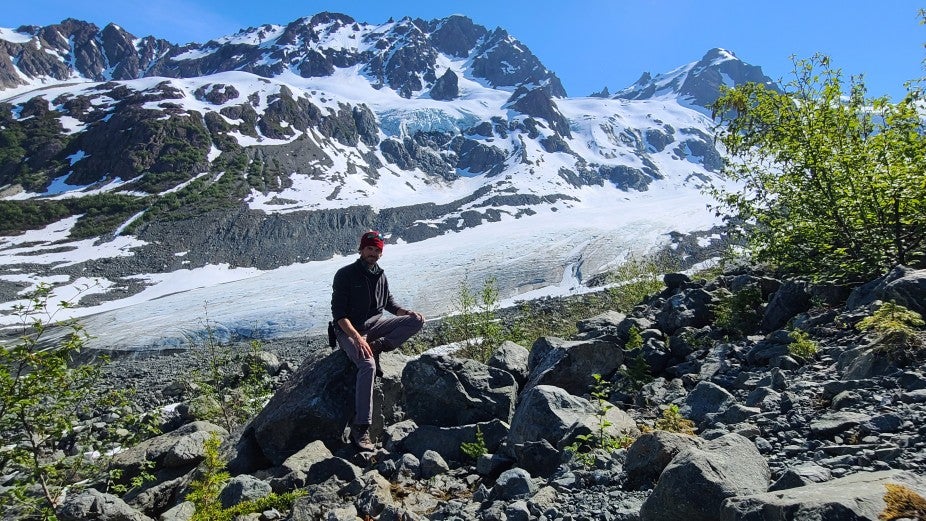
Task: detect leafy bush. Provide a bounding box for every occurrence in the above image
[711,54,926,282]
[712,284,764,337]
[788,329,819,360]
[858,301,925,358]
[0,284,156,519]
[650,404,696,435]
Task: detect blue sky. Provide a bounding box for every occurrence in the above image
[3,1,923,100]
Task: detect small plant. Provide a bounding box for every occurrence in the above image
[712,284,764,337]
[617,353,653,393]
[566,374,634,466]
[460,426,488,460]
[186,314,272,431]
[788,329,819,360]
[625,326,644,350]
[188,433,303,521]
[652,404,696,435]
[858,301,925,350]
[879,483,926,521]
[439,277,503,362]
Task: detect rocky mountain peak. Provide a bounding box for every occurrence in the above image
[613,47,778,108]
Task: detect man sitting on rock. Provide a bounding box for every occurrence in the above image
[331,230,424,451]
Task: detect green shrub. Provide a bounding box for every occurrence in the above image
[713,284,764,337]
[788,329,819,360]
[617,353,653,393]
[0,284,156,519]
[185,317,272,432]
[711,54,926,282]
[188,432,303,521]
[566,374,634,466]
[650,404,696,435]
[436,277,503,363]
[460,426,487,461]
[858,301,925,360]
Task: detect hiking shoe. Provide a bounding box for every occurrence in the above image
[373,352,384,378]
[350,424,375,451]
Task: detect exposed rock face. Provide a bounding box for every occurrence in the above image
[639,433,770,521]
[1,13,563,99]
[402,353,518,427]
[429,69,460,100]
[613,48,779,108]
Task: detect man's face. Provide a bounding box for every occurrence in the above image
[360,245,382,265]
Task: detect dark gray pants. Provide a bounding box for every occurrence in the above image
[337,314,424,425]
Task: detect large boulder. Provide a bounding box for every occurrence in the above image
[402,353,517,427]
[761,279,812,332]
[523,338,625,396]
[110,421,227,482]
[640,433,770,521]
[58,489,154,521]
[681,380,738,424]
[624,431,705,490]
[508,385,637,449]
[656,288,717,334]
[721,470,926,520]
[488,341,530,388]
[846,265,926,315]
[244,349,405,466]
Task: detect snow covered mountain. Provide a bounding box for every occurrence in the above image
[0,14,776,349]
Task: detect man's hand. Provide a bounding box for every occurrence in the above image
[355,335,374,360]
[402,309,425,322]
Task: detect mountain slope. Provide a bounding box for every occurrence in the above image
[0,13,776,348]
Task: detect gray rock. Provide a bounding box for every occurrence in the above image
[769,462,833,491]
[576,310,627,332]
[158,501,194,521]
[681,380,737,424]
[761,280,811,332]
[402,353,517,427]
[721,470,926,520]
[845,265,926,315]
[491,468,537,501]
[487,340,530,388]
[58,489,154,521]
[110,421,227,483]
[523,338,625,396]
[508,385,637,449]
[355,471,397,518]
[624,431,705,490]
[640,433,769,521]
[419,450,450,478]
[655,288,717,334]
[809,411,871,439]
[246,350,354,465]
[511,439,562,478]
[219,475,271,509]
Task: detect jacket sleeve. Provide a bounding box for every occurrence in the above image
[331,267,350,322]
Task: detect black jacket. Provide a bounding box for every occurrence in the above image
[331,259,400,331]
